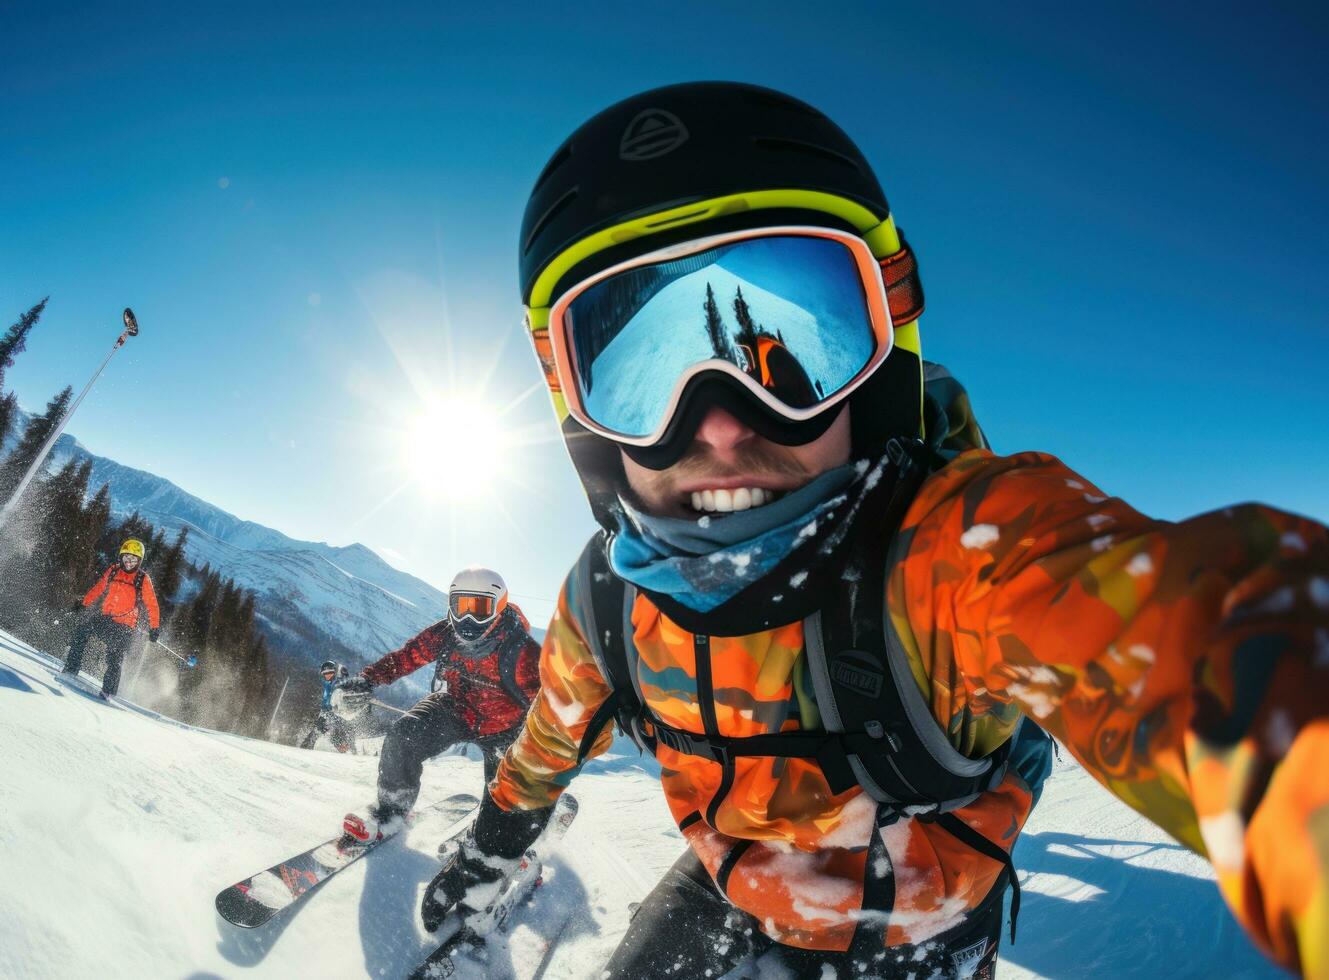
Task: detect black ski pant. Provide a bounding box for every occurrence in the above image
[62,615,135,697]
[376,690,517,818]
[602,849,1005,979]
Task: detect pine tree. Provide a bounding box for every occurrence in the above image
[703,282,734,361]
[0,392,16,451]
[82,484,112,561]
[0,386,72,501]
[154,527,189,613]
[38,457,94,603]
[0,298,47,391]
[100,510,154,565]
[732,286,757,349]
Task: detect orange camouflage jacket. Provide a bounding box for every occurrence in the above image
[492,449,1328,973]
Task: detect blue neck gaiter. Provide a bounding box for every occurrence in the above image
[609,459,867,613]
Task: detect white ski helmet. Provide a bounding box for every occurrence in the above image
[447,566,508,643]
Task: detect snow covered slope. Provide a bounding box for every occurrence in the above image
[0,629,1283,979]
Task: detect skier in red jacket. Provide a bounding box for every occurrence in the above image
[62,538,161,699]
[339,567,541,843]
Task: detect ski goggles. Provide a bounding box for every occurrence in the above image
[542,226,896,447]
[449,592,497,623]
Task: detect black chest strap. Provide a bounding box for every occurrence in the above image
[570,441,1009,809]
[493,616,535,711]
[97,566,145,610]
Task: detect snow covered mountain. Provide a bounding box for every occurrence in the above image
[4,407,447,669]
[0,629,1284,979]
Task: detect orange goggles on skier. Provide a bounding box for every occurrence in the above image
[449,593,497,623]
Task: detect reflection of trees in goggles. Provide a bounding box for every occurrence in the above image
[564,235,876,440]
[450,594,496,620]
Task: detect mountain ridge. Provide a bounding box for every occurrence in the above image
[3,406,447,675]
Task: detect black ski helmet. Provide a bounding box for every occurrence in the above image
[520,82,925,524]
[521,82,894,304]
[320,660,337,674]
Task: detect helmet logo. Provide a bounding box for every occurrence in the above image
[619,109,689,161]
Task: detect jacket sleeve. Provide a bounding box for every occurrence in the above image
[82,567,111,607]
[489,573,615,811]
[141,575,161,629]
[894,449,1329,975]
[362,621,447,687]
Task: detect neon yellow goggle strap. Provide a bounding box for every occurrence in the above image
[523,189,918,424]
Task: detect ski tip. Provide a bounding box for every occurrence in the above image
[439,792,481,807]
[215,887,276,929]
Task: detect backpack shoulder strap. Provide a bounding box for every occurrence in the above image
[95,565,119,605]
[573,532,647,763]
[495,612,534,711]
[805,438,1010,810]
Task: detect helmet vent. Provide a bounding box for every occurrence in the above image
[531,144,572,195]
[753,136,862,173]
[523,187,579,255]
[741,89,822,118]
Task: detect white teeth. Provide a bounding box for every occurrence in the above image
[688,487,779,513]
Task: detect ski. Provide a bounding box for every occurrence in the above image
[215,792,479,928]
[409,793,579,979]
[51,671,119,705]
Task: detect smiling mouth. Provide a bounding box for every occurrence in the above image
[688,487,786,514]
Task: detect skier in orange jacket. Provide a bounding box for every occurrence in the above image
[62,537,161,699]
[419,84,1329,978]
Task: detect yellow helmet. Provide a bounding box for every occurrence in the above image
[119,538,146,560]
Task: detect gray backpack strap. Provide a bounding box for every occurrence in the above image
[573,532,649,762]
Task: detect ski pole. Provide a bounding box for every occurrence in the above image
[153,639,198,668]
[0,309,140,529]
[370,698,407,716]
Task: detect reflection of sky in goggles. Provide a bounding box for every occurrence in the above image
[450,593,496,622]
[558,232,887,443]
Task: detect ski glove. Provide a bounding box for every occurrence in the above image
[149,628,160,643]
[421,790,553,933]
[338,676,373,711]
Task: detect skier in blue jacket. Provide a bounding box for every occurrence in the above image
[300,661,356,752]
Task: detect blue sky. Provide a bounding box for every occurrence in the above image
[2,2,1326,624]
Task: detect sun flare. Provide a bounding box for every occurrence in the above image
[404,395,508,499]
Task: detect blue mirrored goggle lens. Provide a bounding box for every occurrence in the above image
[565,236,876,440]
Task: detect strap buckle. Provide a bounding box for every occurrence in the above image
[654,723,731,766]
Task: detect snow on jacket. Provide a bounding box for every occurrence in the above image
[81,565,160,630]
[491,452,1329,973]
[361,605,541,738]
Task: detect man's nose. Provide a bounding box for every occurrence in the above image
[692,406,756,462]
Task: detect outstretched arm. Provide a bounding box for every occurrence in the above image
[897,449,1328,975]
[361,621,448,687]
